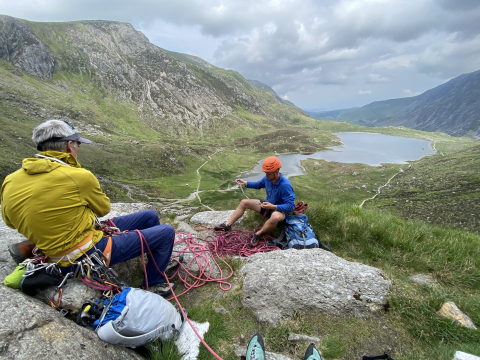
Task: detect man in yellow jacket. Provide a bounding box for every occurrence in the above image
[1,120,178,297]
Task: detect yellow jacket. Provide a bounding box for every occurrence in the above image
[1,151,111,259]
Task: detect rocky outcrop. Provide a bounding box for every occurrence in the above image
[0,204,210,359]
[0,16,304,138]
[240,249,392,325]
[0,16,55,79]
[1,206,394,358]
[190,210,242,227]
[0,285,142,359]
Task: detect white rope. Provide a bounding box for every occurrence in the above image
[34,154,70,166]
[237,181,261,205]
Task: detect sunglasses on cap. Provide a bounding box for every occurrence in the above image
[36,121,92,151]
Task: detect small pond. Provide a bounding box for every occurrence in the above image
[240,132,436,182]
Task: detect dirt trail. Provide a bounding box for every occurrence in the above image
[99,149,234,216]
[359,165,412,208]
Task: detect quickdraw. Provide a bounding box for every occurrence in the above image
[95,216,122,236]
[75,248,123,295]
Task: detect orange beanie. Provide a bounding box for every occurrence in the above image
[262,156,282,172]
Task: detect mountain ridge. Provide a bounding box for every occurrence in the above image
[307,69,480,139]
[0,15,305,138]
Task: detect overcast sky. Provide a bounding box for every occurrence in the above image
[2,0,480,111]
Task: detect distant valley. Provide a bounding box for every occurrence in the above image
[0,15,317,185]
[307,69,480,139]
[1,15,479,234]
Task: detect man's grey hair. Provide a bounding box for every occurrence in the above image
[32,120,77,152]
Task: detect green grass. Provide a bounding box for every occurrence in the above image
[143,196,479,360]
[149,201,479,360]
[368,145,480,232]
[146,339,182,360]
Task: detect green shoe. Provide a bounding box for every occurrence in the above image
[246,333,265,360]
[304,343,322,360]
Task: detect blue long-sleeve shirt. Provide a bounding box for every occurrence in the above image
[246,173,296,213]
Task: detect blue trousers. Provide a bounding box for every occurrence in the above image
[65,210,175,286]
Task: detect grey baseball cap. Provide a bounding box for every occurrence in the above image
[36,133,92,150]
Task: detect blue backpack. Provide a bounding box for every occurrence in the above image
[268,214,331,251]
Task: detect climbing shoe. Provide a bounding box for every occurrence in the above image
[8,241,36,264]
[214,222,232,232]
[165,255,184,273]
[248,233,261,248]
[293,202,309,215]
[304,344,322,360]
[148,282,177,297]
[293,201,304,214]
[246,333,265,360]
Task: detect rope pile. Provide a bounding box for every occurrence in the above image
[165,226,279,299]
[123,218,280,360]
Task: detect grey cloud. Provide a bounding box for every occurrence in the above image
[436,0,480,11]
[2,0,480,109]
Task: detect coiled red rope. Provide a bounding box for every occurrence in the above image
[130,219,281,360]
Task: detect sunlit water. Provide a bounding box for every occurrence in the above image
[240,132,435,182]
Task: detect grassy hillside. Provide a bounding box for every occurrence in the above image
[147,200,480,360]
[367,144,480,231]
[157,129,480,360]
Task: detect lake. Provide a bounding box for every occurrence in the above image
[240,132,436,181]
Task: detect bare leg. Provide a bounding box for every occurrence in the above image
[225,199,261,226]
[256,211,285,236]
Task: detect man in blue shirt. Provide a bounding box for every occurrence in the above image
[214,156,295,247]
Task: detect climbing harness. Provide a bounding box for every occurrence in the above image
[46,231,95,265]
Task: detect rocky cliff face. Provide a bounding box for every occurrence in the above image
[0,15,303,136]
[0,16,55,79]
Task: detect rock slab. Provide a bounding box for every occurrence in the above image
[190,210,243,227]
[409,273,435,286]
[0,285,142,359]
[454,351,480,360]
[288,333,320,343]
[240,249,391,325]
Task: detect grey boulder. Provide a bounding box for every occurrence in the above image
[189,210,243,227]
[0,285,142,359]
[240,249,391,325]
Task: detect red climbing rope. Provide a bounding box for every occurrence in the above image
[168,232,235,294]
[124,218,281,360]
[206,228,279,257]
[135,229,226,360]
